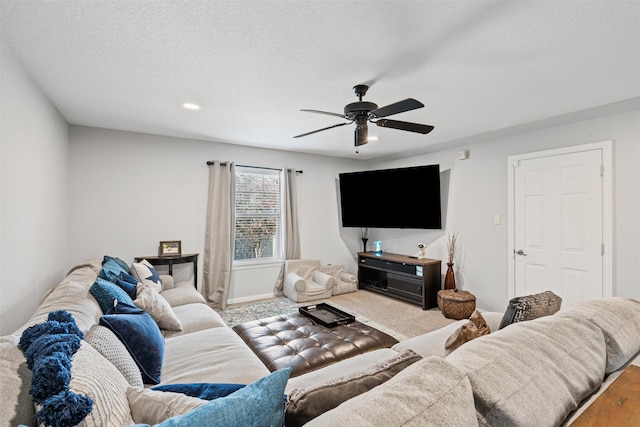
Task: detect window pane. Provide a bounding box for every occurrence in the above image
[234,168,282,262]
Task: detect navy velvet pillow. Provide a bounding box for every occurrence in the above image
[90,277,135,313]
[100,302,165,384]
[115,271,138,300]
[152,383,246,400]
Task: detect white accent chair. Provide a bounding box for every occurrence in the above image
[317,264,358,296]
[283,259,335,303]
[283,259,359,302]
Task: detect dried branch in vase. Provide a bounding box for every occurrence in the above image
[361,227,368,239]
[447,231,459,264]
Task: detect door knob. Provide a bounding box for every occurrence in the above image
[515,249,527,256]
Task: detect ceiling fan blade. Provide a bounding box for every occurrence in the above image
[300,109,346,119]
[294,122,349,138]
[376,119,434,134]
[369,98,424,118]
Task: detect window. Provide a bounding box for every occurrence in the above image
[234,166,282,263]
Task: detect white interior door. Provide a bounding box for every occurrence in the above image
[508,142,612,306]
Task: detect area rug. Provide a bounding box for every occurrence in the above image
[220,291,457,341]
[220,298,301,327]
[222,298,407,341]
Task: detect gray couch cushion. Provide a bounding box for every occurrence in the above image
[446,315,606,427]
[160,283,206,307]
[306,356,478,426]
[556,297,640,374]
[161,303,227,338]
[162,327,270,384]
[13,259,103,336]
[0,335,34,427]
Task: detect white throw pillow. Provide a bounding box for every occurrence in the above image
[127,386,207,424]
[131,259,162,292]
[134,283,183,331]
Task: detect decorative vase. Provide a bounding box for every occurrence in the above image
[361,238,368,252]
[444,262,457,291]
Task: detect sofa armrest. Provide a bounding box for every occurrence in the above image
[159,274,174,290]
[285,273,307,292]
[312,271,335,290]
[339,272,357,285]
[161,286,206,307]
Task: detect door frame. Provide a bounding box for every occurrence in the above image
[507,141,613,301]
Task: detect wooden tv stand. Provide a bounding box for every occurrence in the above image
[357,252,441,310]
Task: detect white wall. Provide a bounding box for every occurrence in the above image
[0,40,69,335]
[68,126,365,302]
[2,32,638,331]
[369,109,640,312]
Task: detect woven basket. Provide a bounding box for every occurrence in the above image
[438,290,476,320]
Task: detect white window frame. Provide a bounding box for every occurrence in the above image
[233,166,284,267]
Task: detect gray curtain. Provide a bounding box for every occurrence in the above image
[203,161,235,309]
[274,168,301,295]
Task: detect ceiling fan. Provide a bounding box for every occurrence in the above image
[294,84,434,148]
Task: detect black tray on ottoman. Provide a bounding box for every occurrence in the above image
[299,303,355,328]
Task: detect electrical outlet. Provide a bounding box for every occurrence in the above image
[493,214,501,225]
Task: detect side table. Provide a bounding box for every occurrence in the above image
[437,289,476,320]
[134,253,199,287]
[570,364,640,426]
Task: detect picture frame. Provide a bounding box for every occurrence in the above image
[159,240,182,257]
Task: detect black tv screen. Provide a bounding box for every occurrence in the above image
[339,165,441,229]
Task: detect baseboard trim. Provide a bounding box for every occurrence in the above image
[227,293,277,305]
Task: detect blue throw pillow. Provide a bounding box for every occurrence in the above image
[103,255,131,274]
[133,368,291,427]
[100,302,165,384]
[90,277,135,313]
[152,383,246,400]
[99,256,131,282]
[115,271,138,300]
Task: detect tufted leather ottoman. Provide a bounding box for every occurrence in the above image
[232,313,398,377]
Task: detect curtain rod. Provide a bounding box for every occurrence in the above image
[206,161,302,174]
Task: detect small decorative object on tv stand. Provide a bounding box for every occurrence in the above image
[417,243,427,259]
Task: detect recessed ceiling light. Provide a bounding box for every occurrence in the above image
[183,103,200,110]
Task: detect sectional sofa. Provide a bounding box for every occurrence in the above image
[1,257,640,426]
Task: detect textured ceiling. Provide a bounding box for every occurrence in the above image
[2,0,639,161]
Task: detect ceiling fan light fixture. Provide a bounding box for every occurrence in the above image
[355,126,368,147]
[295,84,434,145]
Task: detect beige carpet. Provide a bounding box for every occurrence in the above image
[329,290,456,339]
[222,290,456,340]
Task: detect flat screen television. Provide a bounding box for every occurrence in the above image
[339,165,442,229]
